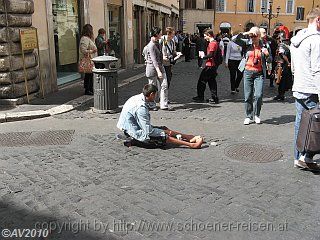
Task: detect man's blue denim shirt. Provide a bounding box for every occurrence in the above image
[117,93,164,142]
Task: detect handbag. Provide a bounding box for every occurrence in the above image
[78,56,94,73]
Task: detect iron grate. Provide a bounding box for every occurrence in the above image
[0,130,75,147]
[224,143,283,163]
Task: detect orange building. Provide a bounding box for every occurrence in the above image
[180,0,320,35]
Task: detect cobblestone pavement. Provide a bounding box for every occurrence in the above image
[0,60,320,240]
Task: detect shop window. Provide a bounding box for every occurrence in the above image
[296,7,304,20]
[52,0,81,85]
[247,0,255,12]
[108,5,122,63]
[185,0,196,9]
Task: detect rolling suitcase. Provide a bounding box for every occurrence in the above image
[297,106,320,154]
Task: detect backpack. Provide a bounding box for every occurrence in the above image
[213,42,223,66]
[142,45,149,62]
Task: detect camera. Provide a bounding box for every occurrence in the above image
[169,56,176,65]
[253,58,259,65]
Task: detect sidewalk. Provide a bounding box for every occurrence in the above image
[0,64,145,123]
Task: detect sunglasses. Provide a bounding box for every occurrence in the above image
[249,35,258,38]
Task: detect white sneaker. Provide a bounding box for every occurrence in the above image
[299,154,314,163]
[254,116,261,124]
[243,118,252,125]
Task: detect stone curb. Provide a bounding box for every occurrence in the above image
[0,70,148,123]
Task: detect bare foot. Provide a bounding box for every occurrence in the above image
[190,135,202,143]
[190,138,203,149]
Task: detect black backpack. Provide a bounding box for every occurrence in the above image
[213,42,223,66]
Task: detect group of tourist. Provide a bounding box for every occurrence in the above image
[76,8,320,172]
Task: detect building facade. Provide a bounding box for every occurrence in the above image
[180,0,319,35]
[30,0,179,98]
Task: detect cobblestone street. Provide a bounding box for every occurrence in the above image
[0,60,320,240]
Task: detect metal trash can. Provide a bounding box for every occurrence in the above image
[92,55,119,113]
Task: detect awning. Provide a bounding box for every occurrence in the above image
[220,22,231,28]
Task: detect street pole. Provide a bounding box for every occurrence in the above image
[213,0,216,32]
[261,1,280,36]
[268,3,272,35]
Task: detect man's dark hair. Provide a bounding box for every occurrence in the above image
[143,84,158,97]
[150,26,162,37]
[98,28,106,35]
[204,29,214,37]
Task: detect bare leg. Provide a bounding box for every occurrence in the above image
[166,136,203,149]
[164,129,195,141]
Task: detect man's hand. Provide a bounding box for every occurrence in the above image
[225,63,228,68]
[157,71,163,79]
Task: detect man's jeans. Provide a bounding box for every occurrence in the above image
[294,95,319,161]
[148,67,169,109]
[243,70,264,119]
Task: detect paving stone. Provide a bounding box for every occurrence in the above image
[0,61,319,239]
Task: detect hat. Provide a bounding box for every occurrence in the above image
[247,26,261,36]
[259,28,267,37]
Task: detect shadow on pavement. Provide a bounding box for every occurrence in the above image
[172,103,221,111]
[263,114,296,125]
[0,200,122,240]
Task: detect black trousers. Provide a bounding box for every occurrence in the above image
[184,47,191,61]
[164,65,173,88]
[197,66,218,99]
[84,73,93,92]
[198,57,203,68]
[228,59,243,91]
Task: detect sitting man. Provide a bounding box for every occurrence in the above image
[117,84,203,149]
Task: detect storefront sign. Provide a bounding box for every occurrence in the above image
[20,28,38,50]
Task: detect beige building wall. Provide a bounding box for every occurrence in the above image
[88,0,106,35]
[32,0,57,94]
[183,10,215,33]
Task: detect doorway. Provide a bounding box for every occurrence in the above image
[196,24,212,35]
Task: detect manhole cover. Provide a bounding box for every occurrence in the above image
[224,144,283,163]
[0,130,75,147]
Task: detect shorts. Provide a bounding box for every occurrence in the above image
[124,126,168,149]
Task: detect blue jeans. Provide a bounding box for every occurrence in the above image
[243,70,264,119]
[294,95,318,160]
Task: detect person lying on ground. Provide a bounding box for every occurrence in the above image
[117,84,204,149]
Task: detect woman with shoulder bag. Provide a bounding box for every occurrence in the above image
[79,24,97,95]
[160,27,180,89]
[235,27,270,125]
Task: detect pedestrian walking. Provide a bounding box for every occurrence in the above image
[225,33,243,94]
[79,24,97,95]
[273,33,293,101]
[235,27,271,125]
[196,33,207,68]
[95,28,109,56]
[222,33,230,58]
[160,27,181,89]
[183,34,191,62]
[291,8,320,171]
[143,26,169,110]
[192,29,220,104]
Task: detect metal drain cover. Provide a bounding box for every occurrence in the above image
[0,130,75,147]
[224,143,283,163]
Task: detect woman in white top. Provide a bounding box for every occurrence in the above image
[79,24,97,95]
[225,33,243,94]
